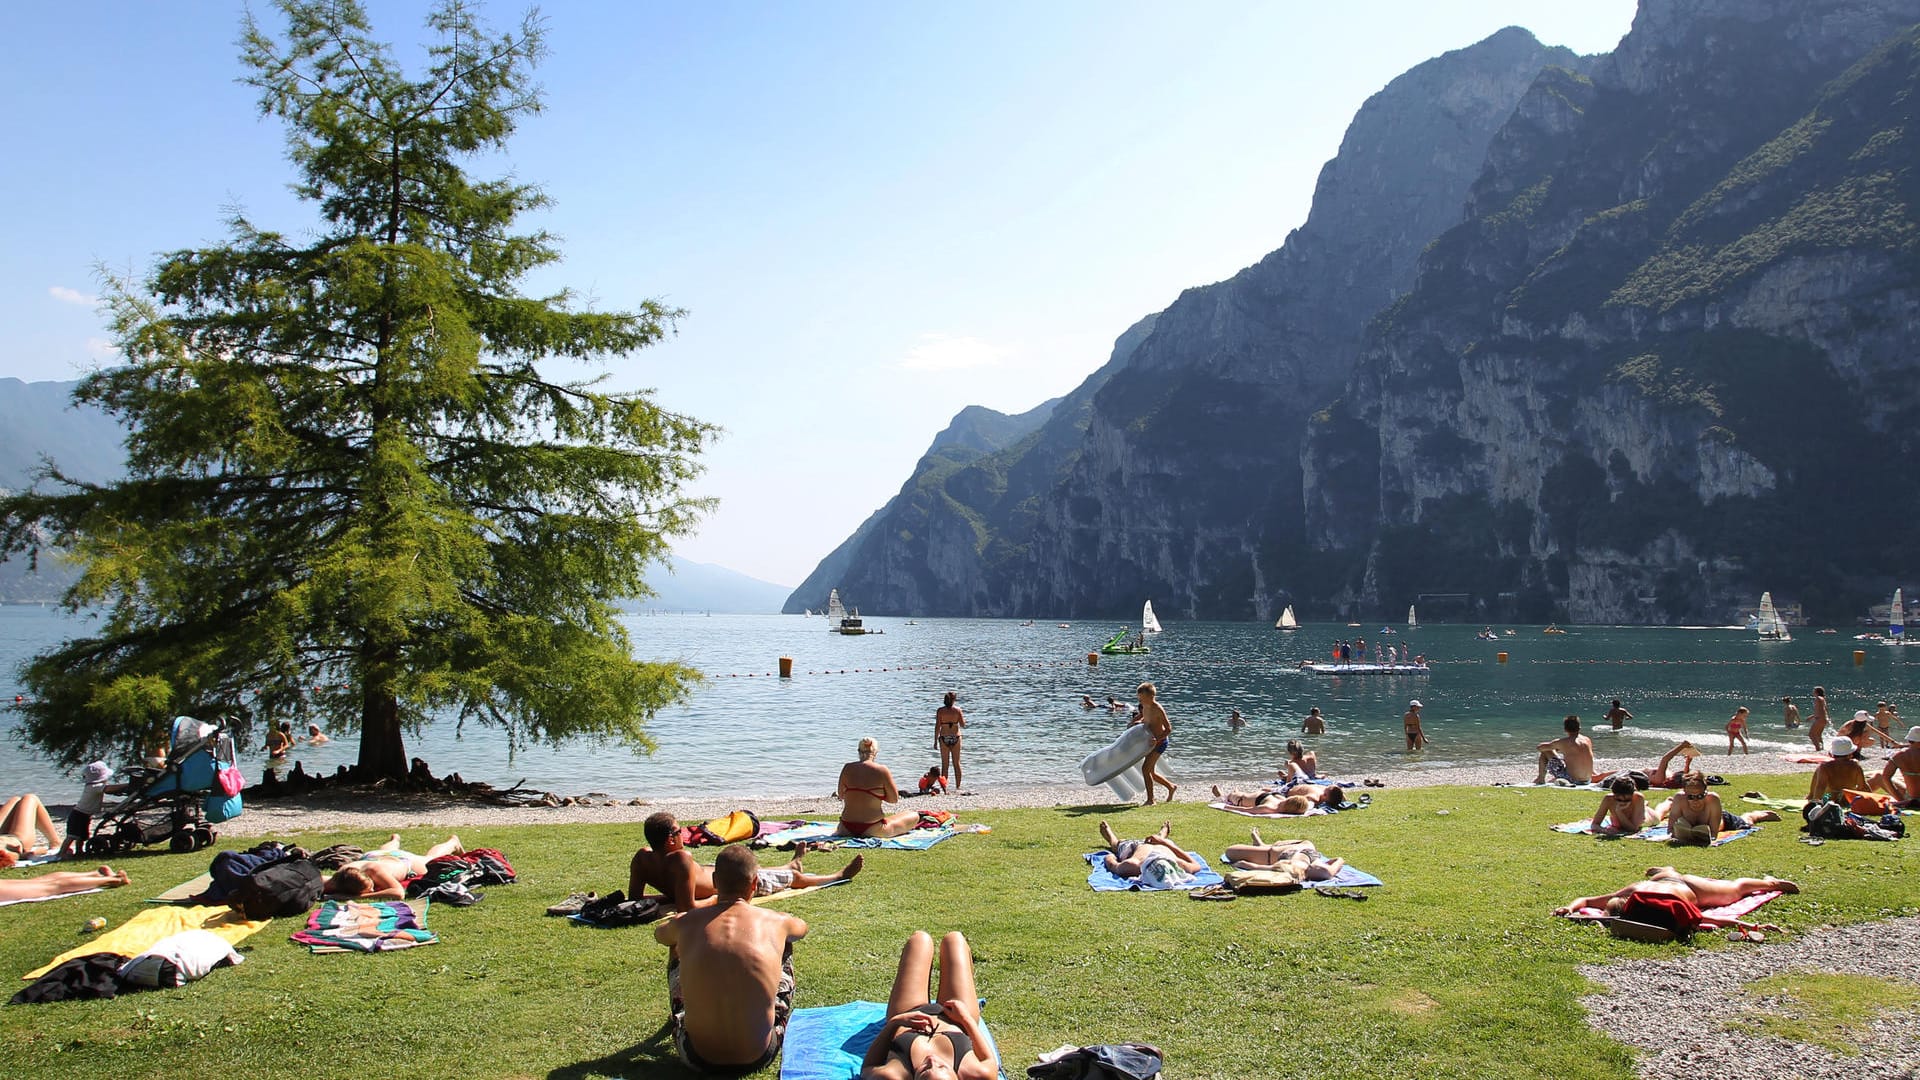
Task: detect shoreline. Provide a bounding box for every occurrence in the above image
[206,759,1804,837]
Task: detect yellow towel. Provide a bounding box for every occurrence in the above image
[24,904,268,979]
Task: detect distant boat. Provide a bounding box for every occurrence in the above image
[1754,591,1789,641]
[826,589,872,635]
[1407,604,1417,629]
[1890,587,1906,645]
[1299,658,1431,676]
[1276,605,1299,632]
[1143,600,1163,635]
[1100,627,1150,655]
[1543,625,1566,635]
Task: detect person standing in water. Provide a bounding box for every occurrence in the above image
[1403,700,1427,751]
[1132,682,1177,805]
[1301,707,1326,735]
[1807,686,1830,750]
[1781,697,1800,730]
[934,692,967,794]
[1604,699,1632,730]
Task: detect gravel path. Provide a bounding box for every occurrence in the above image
[1578,917,1920,1079]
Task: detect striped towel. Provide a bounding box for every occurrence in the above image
[291,899,436,953]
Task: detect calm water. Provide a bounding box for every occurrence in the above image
[3,606,1915,799]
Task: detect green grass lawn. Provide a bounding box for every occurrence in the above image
[2,774,1915,1080]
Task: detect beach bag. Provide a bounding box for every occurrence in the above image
[204,790,243,823]
[1625,770,1651,791]
[205,850,272,903]
[1848,790,1895,816]
[689,810,760,846]
[216,764,246,796]
[228,856,323,919]
[1222,868,1302,894]
[1028,1043,1163,1080]
[1803,798,1862,839]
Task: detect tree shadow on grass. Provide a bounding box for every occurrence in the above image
[548,1020,682,1080]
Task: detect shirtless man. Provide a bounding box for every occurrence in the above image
[1535,715,1606,785]
[1604,699,1632,730]
[934,692,967,793]
[1807,686,1830,751]
[1808,736,1868,803]
[1095,819,1203,885]
[1133,682,1176,805]
[1868,726,1920,805]
[323,833,464,899]
[1656,773,1779,844]
[630,812,862,911]
[654,847,809,1074]
[1403,700,1427,751]
[1301,707,1326,735]
[1553,868,1795,933]
[1875,702,1899,744]
[1781,697,1800,730]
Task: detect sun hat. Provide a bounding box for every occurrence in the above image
[1855,710,1873,722]
[1408,700,1423,708]
[1906,725,1920,744]
[81,761,112,785]
[1827,735,1857,757]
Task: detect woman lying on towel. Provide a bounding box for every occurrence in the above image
[1222,830,1345,881]
[1552,867,1796,926]
[1211,783,1345,815]
[1096,820,1205,886]
[0,865,129,902]
[324,833,464,900]
[1589,777,1649,835]
[861,930,999,1080]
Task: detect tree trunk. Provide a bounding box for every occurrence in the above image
[357,670,408,780]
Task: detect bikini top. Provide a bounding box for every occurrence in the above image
[891,1008,975,1071]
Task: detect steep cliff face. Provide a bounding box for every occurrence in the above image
[792,27,1579,617]
[1304,0,1920,623]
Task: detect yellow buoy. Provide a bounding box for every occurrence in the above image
[1496,652,1509,664]
[1854,650,1866,667]
[778,656,793,678]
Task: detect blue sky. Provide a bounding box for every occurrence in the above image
[0,1,1638,588]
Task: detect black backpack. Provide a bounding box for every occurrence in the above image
[1027,1044,1163,1080]
[227,856,324,919]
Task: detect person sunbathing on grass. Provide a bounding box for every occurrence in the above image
[1221,830,1345,881]
[1651,773,1782,844]
[0,864,129,903]
[0,793,62,864]
[1646,741,1699,788]
[323,833,464,900]
[861,930,1000,1080]
[630,811,863,911]
[1553,867,1796,919]
[1590,776,1649,835]
[1212,783,1345,815]
[1095,820,1204,886]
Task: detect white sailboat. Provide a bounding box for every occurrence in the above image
[1276,605,1299,631]
[1142,600,1163,635]
[1407,604,1417,629]
[1754,591,1790,641]
[1891,587,1905,644]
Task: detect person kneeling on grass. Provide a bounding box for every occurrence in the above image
[1553,868,1794,936]
[323,833,464,900]
[1653,773,1780,844]
[861,930,1000,1080]
[655,846,809,1075]
[1222,830,1345,881]
[1095,820,1204,887]
[1212,783,1345,815]
[630,811,862,911]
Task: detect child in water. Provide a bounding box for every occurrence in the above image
[1726,706,1751,755]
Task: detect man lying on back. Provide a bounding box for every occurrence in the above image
[654,846,809,1073]
[630,811,862,911]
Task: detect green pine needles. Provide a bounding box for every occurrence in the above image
[0,0,713,778]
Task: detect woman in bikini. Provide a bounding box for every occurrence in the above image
[323,833,464,899]
[1212,783,1345,816]
[0,793,63,864]
[836,738,921,839]
[934,692,966,793]
[1222,830,1345,880]
[861,930,999,1080]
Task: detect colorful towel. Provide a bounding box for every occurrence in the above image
[1781,753,1831,764]
[1742,794,1813,812]
[1208,801,1329,818]
[757,821,968,851]
[25,905,267,979]
[779,999,1006,1080]
[751,877,851,906]
[1564,889,1782,925]
[1083,850,1224,892]
[1495,781,1611,792]
[291,898,435,953]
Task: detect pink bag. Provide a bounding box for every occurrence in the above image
[216,765,246,796]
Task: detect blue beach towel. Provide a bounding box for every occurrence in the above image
[759,821,966,851]
[1214,856,1383,890]
[780,1000,1007,1080]
[1083,850,1223,892]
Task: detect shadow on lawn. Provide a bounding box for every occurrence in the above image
[548,1020,680,1079]
[1052,803,1143,818]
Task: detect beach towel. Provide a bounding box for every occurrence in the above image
[1218,861,1383,891]
[756,821,974,851]
[1741,794,1813,812]
[779,999,1006,1080]
[1208,801,1329,818]
[1550,821,1757,846]
[15,853,63,867]
[149,873,214,904]
[1781,753,1831,764]
[0,888,104,909]
[290,898,435,953]
[25,905,267,979]
[751,877,852,905]
[1563,889,1782,925]
[1083,850,1223,892]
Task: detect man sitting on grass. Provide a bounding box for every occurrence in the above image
[630,811,862,911]
[654,846,809,1074]
[1534,715,1608,785]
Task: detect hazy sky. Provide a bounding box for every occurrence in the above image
[0,1,1638,588]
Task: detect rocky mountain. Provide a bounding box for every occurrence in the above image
[790,26,1586,618]
[1303,0,1920,624]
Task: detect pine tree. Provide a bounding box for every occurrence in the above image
[0,0,713,779]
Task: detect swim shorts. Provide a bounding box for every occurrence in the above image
[1542,755,1570,781]
[669,947,795,1074]
[753,868,795,897]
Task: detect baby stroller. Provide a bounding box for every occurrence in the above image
[86,715,245,855]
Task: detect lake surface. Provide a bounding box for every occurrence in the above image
[3,606,1914,799]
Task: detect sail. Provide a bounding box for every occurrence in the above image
[1894,588,1906,641]
[1143,600,1162,634]
[1407,604,1417,628]
[825,589,847,623]
[1755,592,1789,640]
[1277,605,1298,630]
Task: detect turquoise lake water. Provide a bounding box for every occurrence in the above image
[3,606,1914,799]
